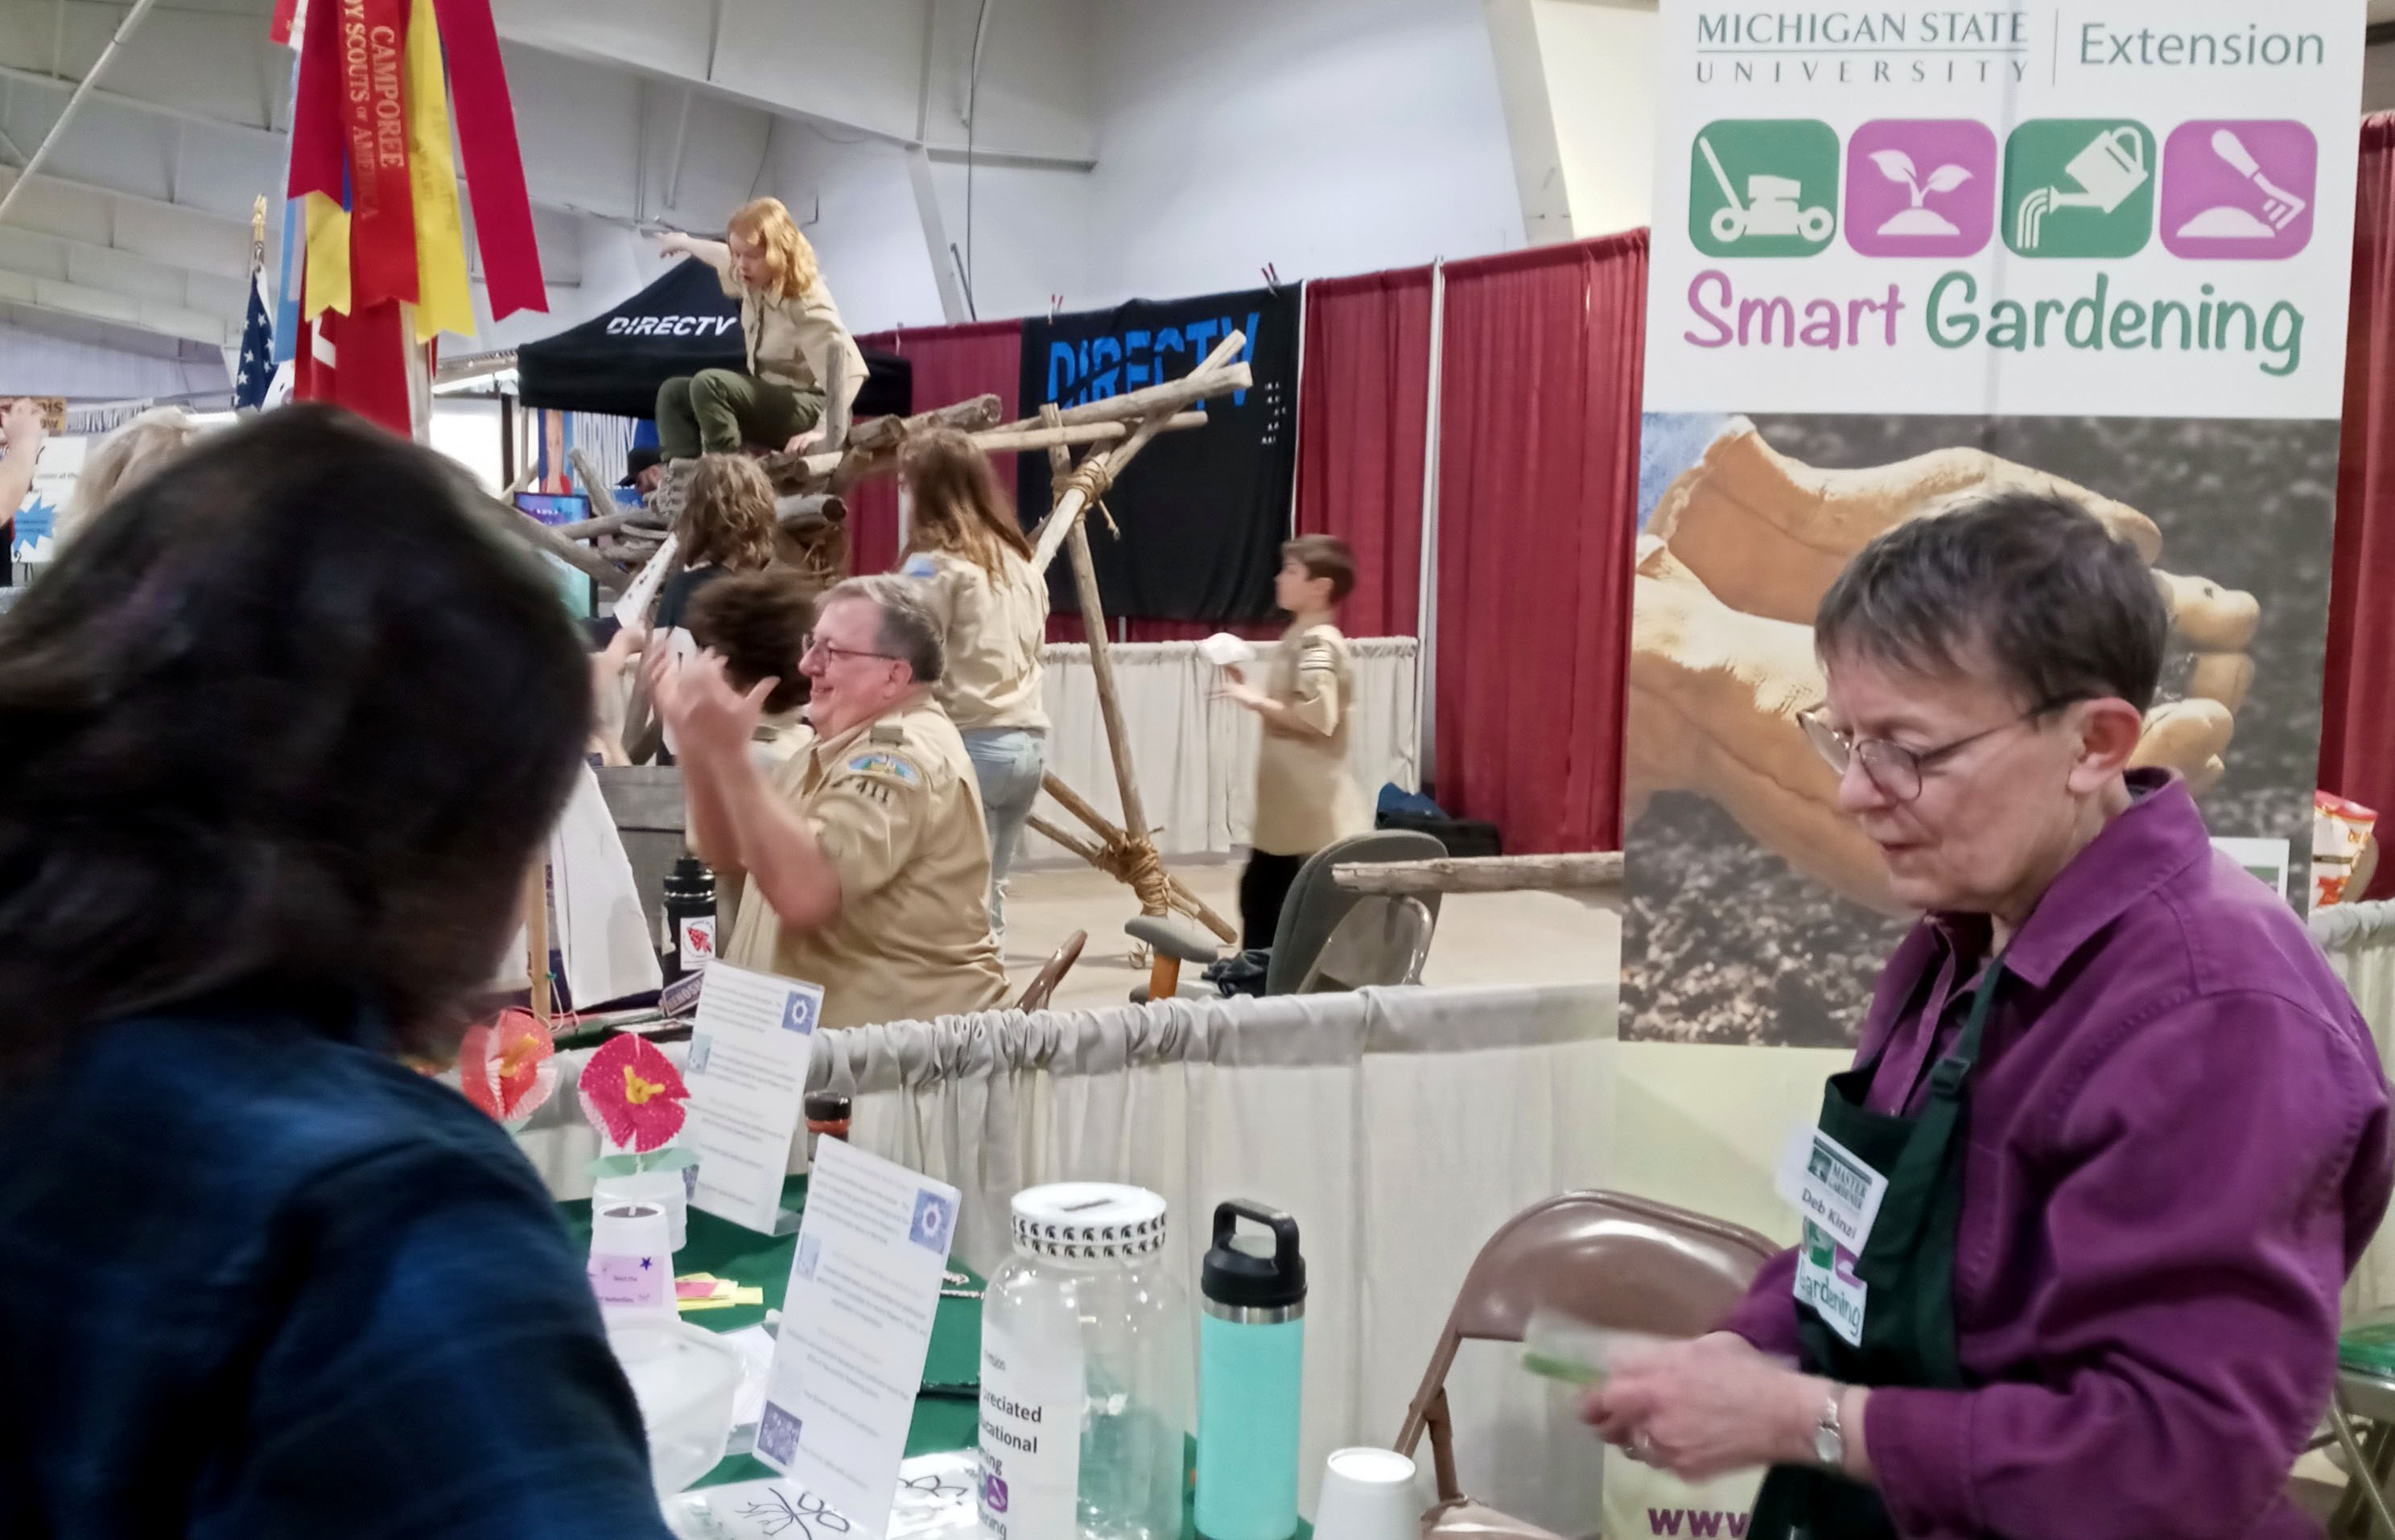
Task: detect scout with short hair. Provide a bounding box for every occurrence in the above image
[1218,534,1372,950]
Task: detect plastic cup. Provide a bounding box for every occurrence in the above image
[1311,1447,1420,1540]
[596,1167,689,1251]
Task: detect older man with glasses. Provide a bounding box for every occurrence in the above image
[653,573,1007,1028]
[1585,491,2393,1540]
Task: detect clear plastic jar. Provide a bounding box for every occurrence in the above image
[979,1184,1189,1540]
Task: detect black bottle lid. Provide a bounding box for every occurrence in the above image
[663,856,714,905]
[1201,1200,1305,1309]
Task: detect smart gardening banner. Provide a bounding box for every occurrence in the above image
[1624,1,2365,1046]
[1017,286,1300,624]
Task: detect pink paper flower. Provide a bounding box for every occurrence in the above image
[457,1007,556,1125]
[578,1034,689,1153]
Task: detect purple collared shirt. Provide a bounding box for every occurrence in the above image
[1721,772,2393,1539]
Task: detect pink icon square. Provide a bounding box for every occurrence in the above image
[2160,121,2315,259]
[1845,120,1997,257]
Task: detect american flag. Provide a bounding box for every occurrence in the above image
[233,265,274,411]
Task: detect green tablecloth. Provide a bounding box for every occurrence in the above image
[563,1178,1307,1537]
[558,1175,983,1488]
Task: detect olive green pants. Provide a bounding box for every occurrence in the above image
[655,369,824,459]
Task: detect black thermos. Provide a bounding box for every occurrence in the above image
[661,856,717,982]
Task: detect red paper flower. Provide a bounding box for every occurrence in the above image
[578,1034,689,1153]
[457,1007,556,1124]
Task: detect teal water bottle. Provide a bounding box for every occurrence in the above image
[1196,1200,1307,1540]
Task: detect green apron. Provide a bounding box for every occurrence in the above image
[1747,961,2005,1540]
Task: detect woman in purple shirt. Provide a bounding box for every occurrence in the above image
[1586,492,2393,1539]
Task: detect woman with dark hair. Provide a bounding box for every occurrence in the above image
[0,406,675,1539]
[897,427,1048,938]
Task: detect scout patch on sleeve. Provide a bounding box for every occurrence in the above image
[844,751,921,784]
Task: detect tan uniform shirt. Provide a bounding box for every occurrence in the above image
[721,695,1008,1028]
[1249,621,1371,856]
[903,549,1049,733]
[723,270,870,399]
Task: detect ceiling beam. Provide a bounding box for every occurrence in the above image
[0,163,252,267]
[0,219,244,305]
[0,60,284,147]
[0,261,227,344]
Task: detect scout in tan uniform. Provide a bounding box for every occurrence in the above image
[1218,535,1371,949]
[895,429,1050,940]
[653,574,1008,1029]
[652,197,869,460]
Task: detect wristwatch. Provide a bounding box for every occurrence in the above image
[1812,1387,1845,1468]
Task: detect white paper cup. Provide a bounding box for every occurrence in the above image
[588,1200,676,1321]
[1311,1447,1420,1540]
[596,1167,689,1251]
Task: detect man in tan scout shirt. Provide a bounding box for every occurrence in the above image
[653,574,1008,1028]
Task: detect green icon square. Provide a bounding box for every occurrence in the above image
[2001,120,2154,257]
[1689,120,1841,257]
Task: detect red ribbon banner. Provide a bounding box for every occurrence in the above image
[432,0,546,321]
[337,0,418,307]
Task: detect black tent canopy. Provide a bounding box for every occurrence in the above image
[514,257,911,422]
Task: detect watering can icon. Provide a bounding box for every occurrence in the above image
[2014,127,2147,250]
[1700,135,1834,245]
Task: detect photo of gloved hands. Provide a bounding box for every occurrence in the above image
[1628,418,2257,915]
[1625,413,2331,1044]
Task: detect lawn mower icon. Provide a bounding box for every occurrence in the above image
[1700,134,1833,245]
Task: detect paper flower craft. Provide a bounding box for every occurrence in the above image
[456,1007,556,1125]
[578,1033,690,1154]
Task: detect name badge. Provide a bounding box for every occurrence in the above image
[1777,1126,1890,1349]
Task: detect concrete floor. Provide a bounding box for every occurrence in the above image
[997,857,1622,1012]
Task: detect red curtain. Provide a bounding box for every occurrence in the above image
[2323,115,2395,896]
[850,321,1023,575]
[1294,267,1434,637]
[1432,232,1646,855]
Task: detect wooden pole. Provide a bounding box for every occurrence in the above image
[970,411,1206,456]
[524,859,551,1026]
[1329,852,1626,896]
[484,492,628,589]
[569,447,621,522]
[1038,772,1239,945]
[1031,331,1247,574]
[984,360,1251,438]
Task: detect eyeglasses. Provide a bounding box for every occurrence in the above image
[1798,698,2080,803]
[802,633,901,667]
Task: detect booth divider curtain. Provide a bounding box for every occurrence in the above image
[1295,267,1434,637]
[1432,232,1647,855]
[2323,113,2395,898]
[851,321,1022,576]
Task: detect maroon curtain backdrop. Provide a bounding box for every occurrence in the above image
[1432,232,1647,855]
[1294,267,1434,637]
[851,321,1023,576]
[2323,115,2395,896]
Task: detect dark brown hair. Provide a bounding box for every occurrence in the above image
[687,569,815,715]
[901,427,1031,580]
[1815,490,2168,713]
[0,405,590,1069]
[1282,533,1355,604]
[678,453,779,571]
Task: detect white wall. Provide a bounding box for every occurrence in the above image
[1534,0,1658,237]
[1083,0,1525,304]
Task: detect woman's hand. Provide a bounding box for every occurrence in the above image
[1581,1332,1825,1482]
[653,230,695,261]
[785,426,827,455]
[599,623,647,677]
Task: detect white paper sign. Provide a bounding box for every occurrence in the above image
[664,1452,979,1540]
[2212,835,2294,900]
[752,1138,961,1540]
[684,961,823,1233]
